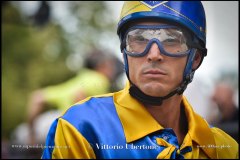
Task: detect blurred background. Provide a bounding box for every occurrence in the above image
[1,1,238,159]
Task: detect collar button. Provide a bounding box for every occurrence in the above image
[163,136,168,141]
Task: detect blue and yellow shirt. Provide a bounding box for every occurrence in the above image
[42,83,238,159]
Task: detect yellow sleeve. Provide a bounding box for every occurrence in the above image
[42,69,110,111]
[52,118,96,159]
[42,81,76,111]
[211,127,238,159]
[77,69,110,96]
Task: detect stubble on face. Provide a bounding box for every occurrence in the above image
[128,56,187,97]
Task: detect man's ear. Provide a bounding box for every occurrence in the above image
[192,50,203,70]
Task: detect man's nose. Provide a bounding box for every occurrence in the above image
[146,43,163,62]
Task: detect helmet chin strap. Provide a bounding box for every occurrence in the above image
[129,72,193,106]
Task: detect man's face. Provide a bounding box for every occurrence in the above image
[126,22,188,97]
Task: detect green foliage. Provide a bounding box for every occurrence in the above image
[62,1,117,58]
[2,3,73,138]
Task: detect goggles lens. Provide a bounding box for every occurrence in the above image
[125,26,189,55]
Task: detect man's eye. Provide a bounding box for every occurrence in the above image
[136,36,148,42]
[163,38,179,44]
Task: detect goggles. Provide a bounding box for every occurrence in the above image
[123,25,194,57]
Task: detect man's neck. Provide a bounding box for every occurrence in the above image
[144,95,188,145]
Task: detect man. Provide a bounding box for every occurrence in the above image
[42,1,238,159]
[211,82,239,142]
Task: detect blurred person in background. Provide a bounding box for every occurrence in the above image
[11,49,122,148]
[28,49,119,144]
[210,82,239,142]
[42,1,238,159]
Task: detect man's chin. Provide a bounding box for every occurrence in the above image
[140,85,167,97]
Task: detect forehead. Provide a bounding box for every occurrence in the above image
[121,19,192,40]
[126,20,192,37]
[134,21,167,26]
[128,18,176,26]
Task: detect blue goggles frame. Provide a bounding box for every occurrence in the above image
[123,25,191,57]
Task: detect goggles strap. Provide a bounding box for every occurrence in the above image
[123,51,130,79]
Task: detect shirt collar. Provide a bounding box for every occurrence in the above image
[182,97,217,159]
[114,82,217,159]
[114,82,164,143]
